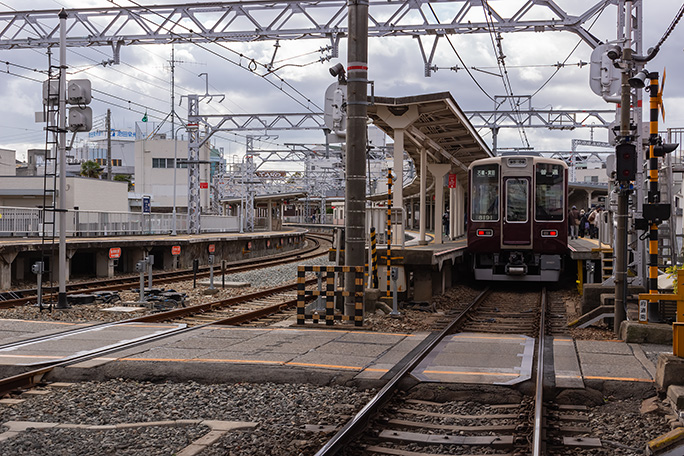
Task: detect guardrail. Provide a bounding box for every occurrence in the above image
[0,206,244,237]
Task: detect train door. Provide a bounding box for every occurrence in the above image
[502,177,531,245]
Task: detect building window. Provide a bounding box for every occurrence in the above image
[152,158,166,168]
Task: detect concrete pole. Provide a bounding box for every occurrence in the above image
[106,109,112,180]
[392,129,405,244]
[419,147,427,245]
[56,9,69,309]
[614,0,633,333]
[427,164,451,245]
[343,0,368,317]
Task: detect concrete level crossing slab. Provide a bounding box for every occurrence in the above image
[575,339,654,382]
[0,322,185,366]
[412,332,535,385]
[0,319,91,345]
[553,337,584,389]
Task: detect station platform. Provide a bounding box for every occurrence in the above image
[568,236,606,260]
[0,229,307,290]
[0,318,669,391]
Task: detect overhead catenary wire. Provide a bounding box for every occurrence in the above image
[106,0,323,113]
[481,0,530,149]
[427,4,496,103]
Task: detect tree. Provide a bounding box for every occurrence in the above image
[114,174,133,191]
[80,160,103,178]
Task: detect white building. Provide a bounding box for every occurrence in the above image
[133,135,212,212]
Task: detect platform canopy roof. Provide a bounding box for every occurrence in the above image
[367,92,493,199]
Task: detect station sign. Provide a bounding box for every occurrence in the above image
[448,174,457,188]
[171,245,181,255]
[208,244,215,254]
[108,247,121,259]
[142,195,151,214]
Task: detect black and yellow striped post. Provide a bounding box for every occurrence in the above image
[386,168,393,299]
[325,266,335,325]
[296,268,306,325]
[647,73,660,295]
[354,268,364,326]
[370,227,378,288]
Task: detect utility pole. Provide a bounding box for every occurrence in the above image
[106,108,112,180]
[613,1,634,333]
[56,8,69,309]
[344,0,368,317]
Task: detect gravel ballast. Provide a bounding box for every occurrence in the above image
[0,380,374,456]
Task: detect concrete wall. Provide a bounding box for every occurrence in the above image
[0,149,15,176]
[0,176,128,211]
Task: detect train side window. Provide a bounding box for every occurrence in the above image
[535,164,564,221]
[505,178,528,222]
[471,164,499,221]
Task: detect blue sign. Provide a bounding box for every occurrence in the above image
[142,196,151,214]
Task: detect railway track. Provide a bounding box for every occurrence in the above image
[315,287,553,456]
[0,233,332,309]
[0,248,329,395]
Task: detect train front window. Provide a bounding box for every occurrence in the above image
[535,164,564,221]
[471,164,499,221]
[506,178,528,222]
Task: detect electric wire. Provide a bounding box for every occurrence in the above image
[529,8,605,99]
[653,2,684,51]
[481,1,530,149]
[427,4,495,103]
[106,0,322,113]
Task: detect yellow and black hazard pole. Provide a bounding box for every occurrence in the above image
[370,227,378,288]
[386,168,393,299]
[647,73,660,295]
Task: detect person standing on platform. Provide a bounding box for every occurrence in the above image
[568,206,580,239]
[578,209,588,238]
[587,207,597,239]
[442,211,450,240]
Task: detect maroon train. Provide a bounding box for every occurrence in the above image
[467,155,568,281]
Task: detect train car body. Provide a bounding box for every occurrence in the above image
[467,155,568,281]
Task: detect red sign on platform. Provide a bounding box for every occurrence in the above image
[200,182,208,189]
[448,174,458,188]
[171,245,181,255]
[108,248,121,259]
[208,244,215,253]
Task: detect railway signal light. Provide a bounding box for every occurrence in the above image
[653,142,678,157]
[615,142,637,182]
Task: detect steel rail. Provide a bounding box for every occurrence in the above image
[532,287,548,456]
[314,287,491,456]
[127,278,317,323]
[0,277,319,395]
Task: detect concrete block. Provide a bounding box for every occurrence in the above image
[582,284,645,315]
[656,354,684,392]
[621,321,673,344]
[363,288,381,313]
[668,385,684,411]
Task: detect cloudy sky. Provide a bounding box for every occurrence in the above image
[0,0,682,163]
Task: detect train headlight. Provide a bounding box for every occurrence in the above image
[476,229,493,237]
[541,230,558,237]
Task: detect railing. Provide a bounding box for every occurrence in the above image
[0,206,244,237]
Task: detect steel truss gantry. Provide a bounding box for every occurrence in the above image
[0,0,613,71]
[0,0,622,233]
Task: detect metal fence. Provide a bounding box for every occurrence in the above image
[0,206,243,237]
